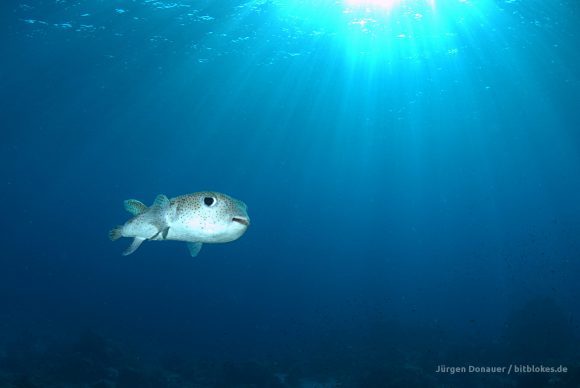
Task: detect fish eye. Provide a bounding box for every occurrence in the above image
[203,196,216,207]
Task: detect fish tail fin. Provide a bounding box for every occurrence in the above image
[109,226,123,241]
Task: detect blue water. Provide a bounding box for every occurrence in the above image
[1,0,580,386]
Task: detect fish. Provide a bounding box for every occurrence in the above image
[109,191,250,257]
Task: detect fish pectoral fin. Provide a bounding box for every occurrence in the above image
[124,199,148,216]
[187,242,203,257]
[123,237,145,256]
[146,194,170,240]
[151,194,170,210]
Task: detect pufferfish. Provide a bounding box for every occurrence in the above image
[109,192,250,257]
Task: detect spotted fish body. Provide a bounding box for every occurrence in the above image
[109,192,250,257]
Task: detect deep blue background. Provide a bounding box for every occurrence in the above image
[1,0,579,381]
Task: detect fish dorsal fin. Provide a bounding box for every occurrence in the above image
[124,199,148,216]
[187,242,203,257]
[151,194,170,210]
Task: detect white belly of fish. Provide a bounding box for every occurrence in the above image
[158,222,237,243]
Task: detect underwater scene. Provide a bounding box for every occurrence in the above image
[1,0,580,386]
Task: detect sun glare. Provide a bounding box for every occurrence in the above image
[344,0,436,12]
[274,0,486,57]
[345,0,403,11]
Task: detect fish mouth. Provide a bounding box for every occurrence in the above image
[232,217,250,226]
